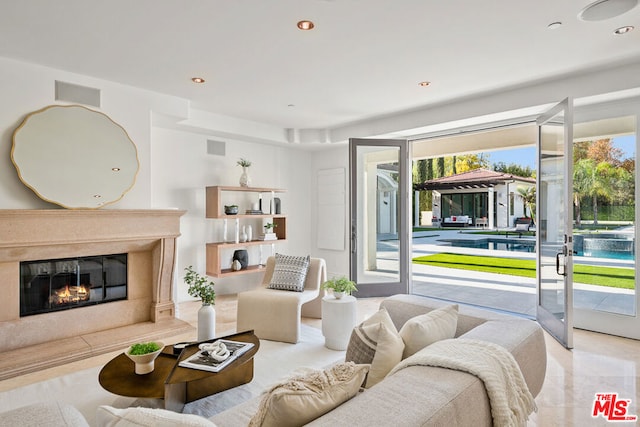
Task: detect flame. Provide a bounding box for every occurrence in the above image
[52,284,89,305]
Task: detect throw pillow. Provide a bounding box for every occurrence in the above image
[248,362,369,427]
[267,253,310,292]
[399,304,459,358]
[96,405,217,427]
[344,308,404,388]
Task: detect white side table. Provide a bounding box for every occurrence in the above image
[321,295,357,350]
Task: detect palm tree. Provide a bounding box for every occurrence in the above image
[573,158,595,227]
[517,186,536,224]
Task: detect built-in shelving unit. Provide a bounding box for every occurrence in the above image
[205,186,286,277]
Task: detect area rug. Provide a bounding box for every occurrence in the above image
[0,325,344,426]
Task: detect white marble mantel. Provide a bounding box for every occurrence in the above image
[0,209,187,363]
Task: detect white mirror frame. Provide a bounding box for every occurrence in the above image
[11,105,139,209]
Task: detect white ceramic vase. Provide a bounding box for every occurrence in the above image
[198,303,216,341]
[239,167,251,187]
[246,225,252,242]
[333,291,345,299]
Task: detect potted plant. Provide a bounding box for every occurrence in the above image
[125,341,165,374]
[264,222,277,233]
[237,158,252,187]
[224,204,239,215]
[184,266,216,341]
[321,276,358,299]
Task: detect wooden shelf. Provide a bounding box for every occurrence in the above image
[206,241,280,277]
[206,186,286,218]
[205,186,288,278]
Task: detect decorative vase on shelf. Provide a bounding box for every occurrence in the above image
[197,303,216,341]
[246,225,252,242]
[240,226,248,243]
[239,167,251,187]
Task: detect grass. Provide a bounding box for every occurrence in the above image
[413,253,635,289]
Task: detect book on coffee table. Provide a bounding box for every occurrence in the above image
[178,339,255,373]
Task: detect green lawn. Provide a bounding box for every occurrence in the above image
[413,253,635,289]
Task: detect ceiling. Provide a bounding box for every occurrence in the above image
[1,0,639,133]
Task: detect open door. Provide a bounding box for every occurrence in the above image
[349,138,411,297]
[536,98,574,349]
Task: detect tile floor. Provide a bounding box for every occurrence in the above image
[1,294,639,426]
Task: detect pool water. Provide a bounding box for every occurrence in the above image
[442,238,536,253]
[441,238,635,261]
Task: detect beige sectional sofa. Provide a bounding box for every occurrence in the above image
[0,294,546,426]
[211,294,547,426]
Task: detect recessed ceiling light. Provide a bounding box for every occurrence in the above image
[579,0,639,21]
[614,25,635,34]
[93,194,102,198]
[287,104,295,107]
[111,167,121,172]
[191,77,205,84]
[297,20,315,30]
[547,21,563,29]
[418,81,431,87]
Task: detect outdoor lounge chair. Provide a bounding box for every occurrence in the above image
[506,221,534,238]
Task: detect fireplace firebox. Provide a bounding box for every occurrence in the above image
[20,254,127,316]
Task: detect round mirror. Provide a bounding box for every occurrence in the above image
[11,105,139,209]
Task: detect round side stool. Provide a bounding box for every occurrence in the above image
[321,295,357,350]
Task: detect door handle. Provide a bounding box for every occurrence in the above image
[555,252,566,276]
[351,225,357,254]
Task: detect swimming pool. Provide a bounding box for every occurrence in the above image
[439,237,635,260]
[440,238,536,253]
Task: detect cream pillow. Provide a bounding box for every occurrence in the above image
[248,362,369,427]
[344,308,404,388]
[96,405,217,427]
[399,304,459,358]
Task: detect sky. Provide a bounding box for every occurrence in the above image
[486,135,636,169]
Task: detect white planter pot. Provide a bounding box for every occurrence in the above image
[333,291,345,299]
[198,303,216,341]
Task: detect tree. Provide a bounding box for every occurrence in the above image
[436,157,445,178]
[517,186,536,223]
[493,162,535,178]
[573,158,618,225]
[573,158,595,226]
[455,154,490,173]
[587,139,623,165]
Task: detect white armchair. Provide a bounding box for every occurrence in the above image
[236,256,326,343]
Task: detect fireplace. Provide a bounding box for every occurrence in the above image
[20,253,128,317]
[0,209,192,380]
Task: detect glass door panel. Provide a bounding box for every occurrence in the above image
[536,98,574,349]
[349,138,410,297]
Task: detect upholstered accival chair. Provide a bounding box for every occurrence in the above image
[236,256,326,344]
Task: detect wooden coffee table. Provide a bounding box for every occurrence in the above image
[99,330,260,412]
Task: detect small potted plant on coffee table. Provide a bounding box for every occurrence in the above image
[322,276,358,299]
[125,341,165,375]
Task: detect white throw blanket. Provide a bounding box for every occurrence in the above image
[388,338,536,427]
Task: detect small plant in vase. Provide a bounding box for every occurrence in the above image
[322,276,358,299]
[184,266,216,341]
[237,158,252,187]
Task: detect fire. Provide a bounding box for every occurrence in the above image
[51,284,89,305]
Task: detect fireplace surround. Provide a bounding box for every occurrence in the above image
[0,209,191,380]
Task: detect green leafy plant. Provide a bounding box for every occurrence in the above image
[264,222,277,231]
[184,266,216,305]
[322,276,358,295]
[237,158,252,167]
[129,342,161,355]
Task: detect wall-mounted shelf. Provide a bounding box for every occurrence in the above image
[205,186,287,277]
